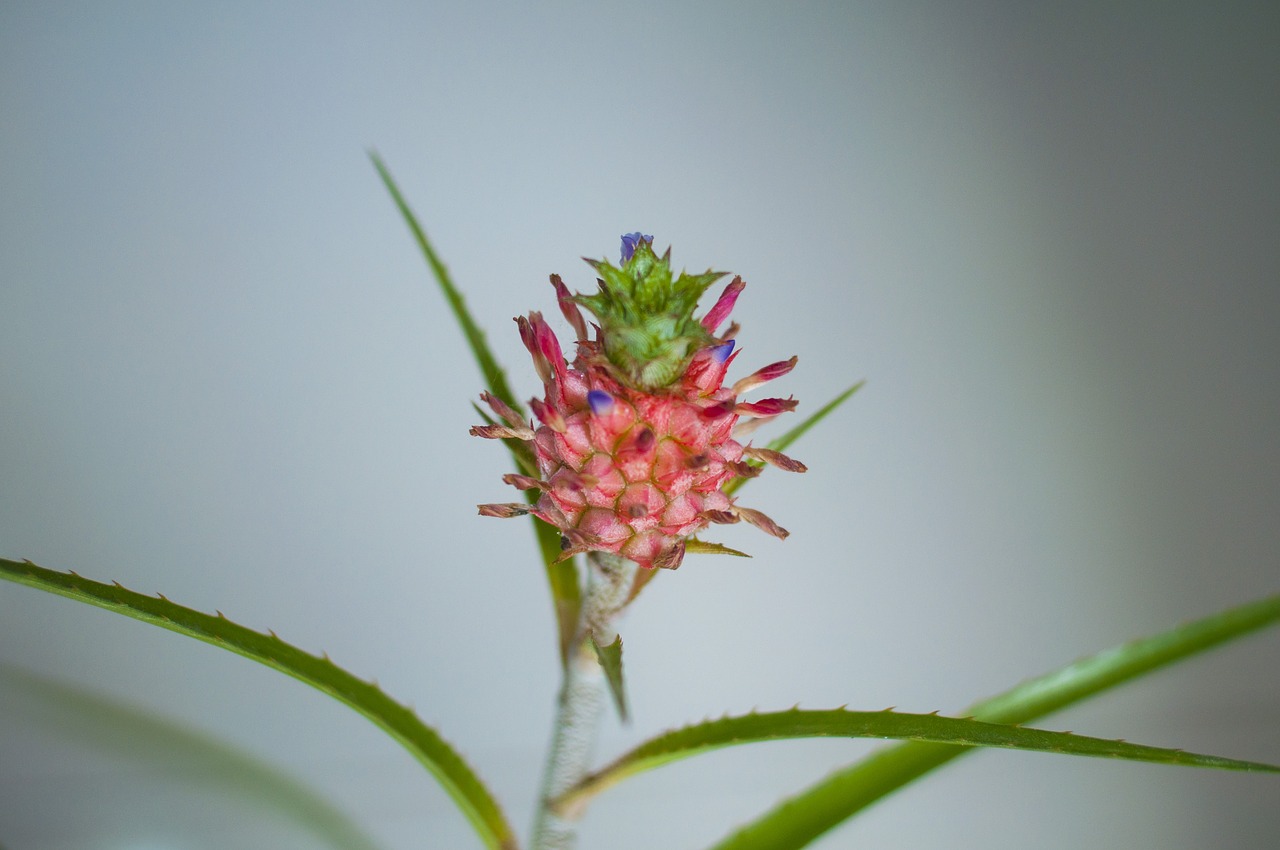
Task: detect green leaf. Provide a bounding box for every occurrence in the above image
[370,151,522,416]
[372,153,582,667]
[590,633,629,723]
[725,381,864,497]
[537,522,583,668]
[553,706,1278,815]
[1,661,384,850]
[710,591,1280,850]
[0,558,519,850]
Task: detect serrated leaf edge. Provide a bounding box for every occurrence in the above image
[709,591,1280,850]
[552,704,1279,814]
[0,558,518,850]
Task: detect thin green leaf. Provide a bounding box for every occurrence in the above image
[537,524,583,668]
[373,153,581,666]
[554,706,1278,814]
[0,558,518,850]
[370,151,522,417]
[725,381,864,497]
[590,633,629,723]
[373,154,581,665]
[710,591,1280,850]
[1,662,384,850]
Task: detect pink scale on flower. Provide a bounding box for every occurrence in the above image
[618,482,666,527]
[660,493,700,532]
[580,454,625,506]
[578,507,632,544]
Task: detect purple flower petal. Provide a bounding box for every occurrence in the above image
[620,232,654,264]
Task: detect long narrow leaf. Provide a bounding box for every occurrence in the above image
[370,151,521,415]
[1,662,383,850]
[373,154,581,665]
[554,707,1277,814]
[725,381,864,497]
[0,558,518,850]
[710,591,1280,850]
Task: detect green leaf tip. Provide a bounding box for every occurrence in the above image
[591,633,629,723]
[369,151,522,418]
[372,152,580,671]
[0,557,519,850]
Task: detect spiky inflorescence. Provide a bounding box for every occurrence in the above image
[474,234,804,570]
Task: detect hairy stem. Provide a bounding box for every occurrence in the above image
[531,553,638,850]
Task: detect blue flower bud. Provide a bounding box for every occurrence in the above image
[587,389,615,415]
[710,340,736,363]
[620,232,654,264]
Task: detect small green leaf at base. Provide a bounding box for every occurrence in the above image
[591,633,629,723]
[0,558,518,850]
[685,539,752,558]
[553,706,1279,815]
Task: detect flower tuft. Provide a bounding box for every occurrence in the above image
[474,235,803,569]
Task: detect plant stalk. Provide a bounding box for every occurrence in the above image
[531,552,638,850]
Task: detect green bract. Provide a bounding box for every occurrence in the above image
[578,239,726,390]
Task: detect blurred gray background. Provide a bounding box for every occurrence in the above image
[2,2,1277,848]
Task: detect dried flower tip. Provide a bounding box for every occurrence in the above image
[551,274,589,341]
[470,423,535,441]
[701,509,740,525]
[699,400,737,420]
[734,506,790,539]
[530,397,567,432]
[727,460,762,479]
[478,503,530,518]
[517,312,566,386]
[480,391,526,428]
[733,356,799,396]
[502,473,546,491]
[515,315,550,384]
[701,276,745,333]
[556,528,602,561]
[552,468,594,491]
[743,447,808,472]
[735,397,799,418]
[651,539,686,570]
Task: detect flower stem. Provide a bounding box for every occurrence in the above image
[531,552,637,850]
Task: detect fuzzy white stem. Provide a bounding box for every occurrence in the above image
[531,553,638,850]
